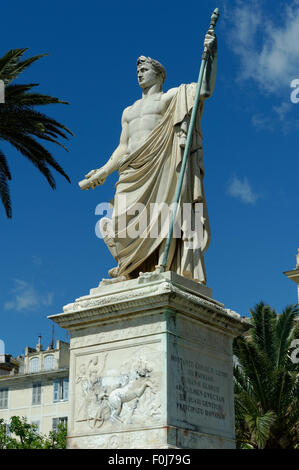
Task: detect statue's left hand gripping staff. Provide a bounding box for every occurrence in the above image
[160,8,220,272]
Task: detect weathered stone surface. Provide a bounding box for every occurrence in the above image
[49,272,250,449]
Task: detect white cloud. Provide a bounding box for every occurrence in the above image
[272,102,292,121]
[4,279,53,312]
[253,101,297,134]
[227,0,299,94]
[227,176,259,204]
[251,113,274,131]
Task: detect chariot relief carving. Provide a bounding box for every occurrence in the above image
[75,349,161,430]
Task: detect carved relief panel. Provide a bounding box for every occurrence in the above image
[73,344,163,434]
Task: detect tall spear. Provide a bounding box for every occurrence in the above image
[160,7,220,272]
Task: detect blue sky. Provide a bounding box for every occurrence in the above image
[1,0,299,357]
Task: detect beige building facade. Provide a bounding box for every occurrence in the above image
[0,338,70,436]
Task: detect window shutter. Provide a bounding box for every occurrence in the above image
[63,378,69,401]
[53,379,59,402]
[37,384,41,404]
[0,388,8,409]
[52,418,59,431]
[32,385,36,405]
[32,383,42,405]
[59,417,68,428]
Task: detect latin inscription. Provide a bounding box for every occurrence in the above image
[171,355,228,422]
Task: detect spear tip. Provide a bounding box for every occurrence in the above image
[210,7,220,27]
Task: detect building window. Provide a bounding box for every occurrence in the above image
[29,357,39,373]
[2,422,10,436]
[52,416,68,432]
[44,354,54,370]
[32,383,42,405]
[53,378,69,402]
[0,388,8,409]
[5,423,10,436]
[31,420,40,432]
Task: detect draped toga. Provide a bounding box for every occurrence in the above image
[101,83,210,284]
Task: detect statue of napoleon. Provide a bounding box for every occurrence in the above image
[79,30,217,285]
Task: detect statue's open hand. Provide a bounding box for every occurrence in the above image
[204,29,217,54]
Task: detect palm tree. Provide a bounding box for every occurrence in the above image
[234,301,299,449]
[0,48,73,218]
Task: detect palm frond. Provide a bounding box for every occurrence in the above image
[235,302,299,448]
[0,47,73,217]
[250,302,277,367]
[5,84,69,106]
[245,410,276,449]
[0,149,12,217]
[271,369,298,415]
[276,305,299,368]
[0,49,28,84]
[233,336,273,410]
[5,139,56,188]
[0,49,47,85]
[234,364,254,396]
[2,132,70,186]
[0,106,73,138]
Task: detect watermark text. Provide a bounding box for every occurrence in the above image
[290,339,299,364]
[290,79,299,104]
[95,198,204,250]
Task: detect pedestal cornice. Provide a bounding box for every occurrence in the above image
[49,272,250,337]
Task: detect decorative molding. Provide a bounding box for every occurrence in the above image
[49,275,250,337]
[71,317,164,349]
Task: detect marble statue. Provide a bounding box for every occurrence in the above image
[79,30,217,284]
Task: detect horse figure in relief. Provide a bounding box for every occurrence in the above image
[92,358,155,427]
[108,359,155,422]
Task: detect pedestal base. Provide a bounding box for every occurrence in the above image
[49,272,250,449]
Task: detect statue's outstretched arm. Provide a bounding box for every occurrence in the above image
[79,111,129,190]
[100,115,129,176]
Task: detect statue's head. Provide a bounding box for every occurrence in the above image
[137,56,166,89]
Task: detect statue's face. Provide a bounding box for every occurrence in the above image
[137,64,159,89]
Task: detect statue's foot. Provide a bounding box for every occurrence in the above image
[99,267,129,286]
[138,266,164,283]
[100,276,128,286]
[108,267,119,278]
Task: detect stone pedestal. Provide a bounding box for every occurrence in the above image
[49,272,250,449]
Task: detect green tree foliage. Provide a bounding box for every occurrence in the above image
[0,48,73,218]
[0,416,67,449]
[43,422,67,449]
[234,302,299,448]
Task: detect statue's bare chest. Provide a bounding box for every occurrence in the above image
[126,95,166,125]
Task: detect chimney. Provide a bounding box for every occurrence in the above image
[36,336,42,352]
